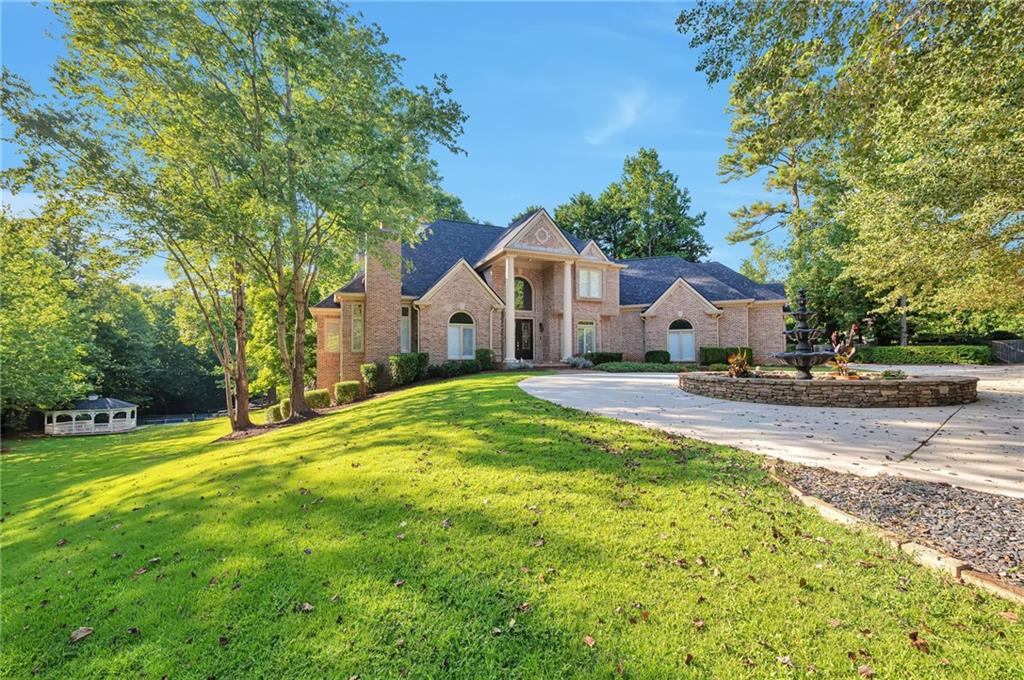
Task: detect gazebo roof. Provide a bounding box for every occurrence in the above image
[60,395,138,411]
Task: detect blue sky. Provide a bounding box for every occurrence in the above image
[2,1,773,285]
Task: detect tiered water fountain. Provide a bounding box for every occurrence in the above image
[773,288,836,380]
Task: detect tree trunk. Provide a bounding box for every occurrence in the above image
[288,269,313,419]
[231,261,254,430]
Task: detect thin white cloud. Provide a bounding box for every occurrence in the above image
[584,87,649,146]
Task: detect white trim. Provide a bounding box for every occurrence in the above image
[581,240,611,263]
[642,278,719,317]
[514,273,536,311]
[477,209,579,265]
[577,266,603,299]
[416,258,505,307]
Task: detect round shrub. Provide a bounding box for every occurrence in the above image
[265,404,282,424]
[334,381,360,405]
[645,350,670,364]
[304,389,330,409]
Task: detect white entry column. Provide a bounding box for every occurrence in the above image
[505,255,516,363]
[562,260,573,360]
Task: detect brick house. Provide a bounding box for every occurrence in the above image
[310,209,786,387]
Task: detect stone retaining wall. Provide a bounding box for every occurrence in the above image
[678,372,978,407]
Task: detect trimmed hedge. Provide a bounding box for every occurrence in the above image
[427,359,482,379]
[596,361,698,373]
[645,350,671,364]
[699,346,753,365]
[415,352,430,379]
[855,344,992,365]
[265,404,283,424]
[305,389,330,409]
[583,352,623,365]
[475,348,495,370]
[360,362,387,394]
[706,363,730,372]
[334,381,360,404]
[389,353,421,387]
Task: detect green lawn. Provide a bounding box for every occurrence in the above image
[2,373,1020,678]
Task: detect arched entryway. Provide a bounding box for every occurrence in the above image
[667,319,696,362]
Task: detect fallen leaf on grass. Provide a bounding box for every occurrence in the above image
[777,655,793,667]
[532,537,546,548]
[127,627,140,636]
[133,567,148,577]
[684,653,694,665]
[441,518,452,529]
[394,579,405,588]
[908,631,930,653]
[297,602,315,613]
[492,627,502,636]
[858,665,874,677]
[692,618,705,631]
[69,627,93,644]
[56,538,69,547]
[218,636,229,647]
[999,611,1019,623]
[583,635,596,648]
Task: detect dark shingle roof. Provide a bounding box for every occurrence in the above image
[696,262,787,302]
[617,256,748,305]
[313,217,777,311]
[69,396,137,410]
[313,220,510,307]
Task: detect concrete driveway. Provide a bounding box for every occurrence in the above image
[520,364,1024,498]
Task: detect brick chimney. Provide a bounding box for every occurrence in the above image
[363,228,402,364]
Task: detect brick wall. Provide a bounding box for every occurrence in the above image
[339,299,365,383]
[619,309,645,361]
[642,283,718,354]
[718,305,749,349]
[417,264,502,364]
[748,303,786,364]
[314,311,341,390]
[364,237,401,364]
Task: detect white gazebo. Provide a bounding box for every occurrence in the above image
[44,395,138,436]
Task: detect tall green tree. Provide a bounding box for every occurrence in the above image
[554,149,708,260]
[678,1,1024,326]
[0,213,88,428]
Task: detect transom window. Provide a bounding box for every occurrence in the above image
[351,303,364,352]
[669,319,693,330]
[448,312,476,360]
[578,268,602,299]
[576,321,596,355]
[515,277,533,310]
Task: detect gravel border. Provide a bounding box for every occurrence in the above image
[778,463,1024,585]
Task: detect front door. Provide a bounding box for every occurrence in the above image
[515,319,534,360]
[668,330,696,362]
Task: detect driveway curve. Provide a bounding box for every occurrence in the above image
[520,364,1024,498]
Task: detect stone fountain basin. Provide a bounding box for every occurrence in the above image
[677,371,978,408]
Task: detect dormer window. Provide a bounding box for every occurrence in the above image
[578,268,602,299]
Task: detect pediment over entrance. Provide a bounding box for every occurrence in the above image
[508,211,577,255]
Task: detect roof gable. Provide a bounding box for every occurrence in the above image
[507,210,578,255]
[417,258,505,307]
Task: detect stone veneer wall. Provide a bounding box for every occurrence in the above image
[677,372,978,408]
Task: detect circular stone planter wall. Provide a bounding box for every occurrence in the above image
[677,372,978,408]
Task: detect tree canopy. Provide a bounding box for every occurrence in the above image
[678,1,1024,328]
[554,148,708,261]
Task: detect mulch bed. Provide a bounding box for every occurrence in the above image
[779,462,1024,584]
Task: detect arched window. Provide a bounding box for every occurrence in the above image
[113,411,127,420]
[667,318,696,362]
[56,414,72,423]
[448,312,476,360]
[75,413,92,421]
[515,277,533,311]
[94,412,110,424]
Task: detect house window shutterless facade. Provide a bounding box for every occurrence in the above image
[352,303,364,352]
[325,321,340,352]
[578,268,602,299]
[448,312,475,359]
[576,321,595,354]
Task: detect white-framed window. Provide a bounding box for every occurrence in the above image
[325,320,340,352]
[515,277,533,310]
[351,303,364,352]
[578,267,602,299]
[447,311,475,359]
[400,306,411,353]
[576,321,596,355]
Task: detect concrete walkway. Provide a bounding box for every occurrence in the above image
[520,364,1024,498]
